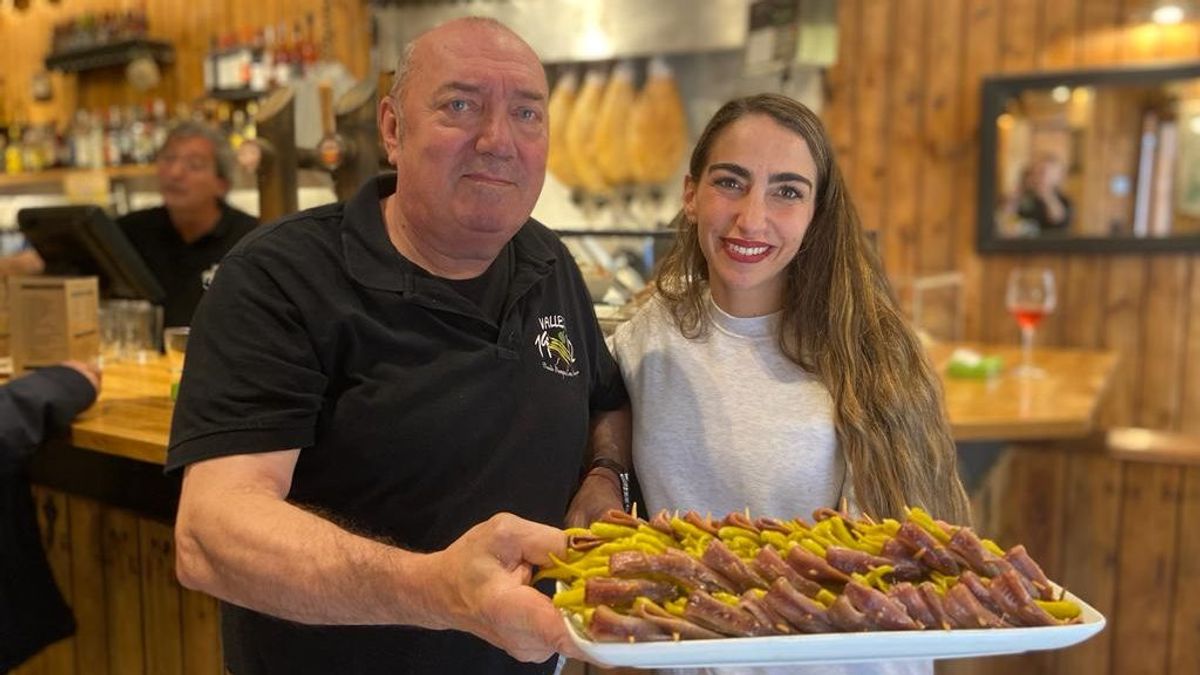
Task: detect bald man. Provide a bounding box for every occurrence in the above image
[167,17,629,675]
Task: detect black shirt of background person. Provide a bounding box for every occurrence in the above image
[118,203,257,327]
[1016,190,1072,233]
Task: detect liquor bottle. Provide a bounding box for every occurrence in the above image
[87,108,104,169]
[70,110,89,169]
[250,27,270,93]
[300,13,318,73]
[229,109,246,150]
[131,102,155,164]
[273,21,292,86]
[261,25,277,89]
[4,123,23,174]
[292,21,307,79]
[21,124,45,173]
[236,26,254,90]
[204,35,217,92]
[104,105,123,167]
[151,98,168,152]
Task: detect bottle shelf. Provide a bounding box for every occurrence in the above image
[45,39,174,73]
[0,164,156,190]
[205,87,264,102]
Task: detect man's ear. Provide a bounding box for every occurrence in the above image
[378,96,402,167]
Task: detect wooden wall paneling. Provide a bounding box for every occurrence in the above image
[1123,0,1166,62]
[822,0,859,180]
[1054,451,1122,675]
[163,0,185,106]
[999,0,1039,73]
[1161,16,1200,59]
[102,508,145,675]
[181,589,222,675]
[1111,463,1183,675]
[978,254,1021,344]
[1169,467,1200,675]
[1044,254,1070,347]
[879,0,923,287]
[68,497,110,675]
[170,0,204,103]
[914,0,964,340]
[958,0,1002,342]
[1060,256,1105,349]
[852,0,891,251]
[32,487,77,675]
[1182,261,1200,434]
[140,520,183,675]
[1099,256,1148,426]
[330,0,372,79]
[1137,258,1192,429]
[1078,0,1124,66]
[1038,0,1079,69]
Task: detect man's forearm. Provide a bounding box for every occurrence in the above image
[586,404,632,468]
[176,481,439,626]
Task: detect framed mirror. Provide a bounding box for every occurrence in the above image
[977,61,1200,253]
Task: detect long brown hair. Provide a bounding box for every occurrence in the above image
[654,94,970,524]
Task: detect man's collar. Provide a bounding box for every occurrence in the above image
[167,201,230,243]
[341,173,556,294]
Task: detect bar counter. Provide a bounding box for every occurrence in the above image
[68,342,1120,464]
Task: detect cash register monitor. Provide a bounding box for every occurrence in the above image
[17,205,166,304]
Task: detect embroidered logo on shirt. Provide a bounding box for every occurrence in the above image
[200,263,219,290]
[534,314,579,378]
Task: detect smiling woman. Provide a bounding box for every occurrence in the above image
[683,113,819,318]
[608,95,970,675]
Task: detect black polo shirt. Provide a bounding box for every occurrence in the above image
[118,203,258,327]
[167,175,627,675]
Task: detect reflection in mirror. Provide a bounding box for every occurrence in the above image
[978,63,1200,253]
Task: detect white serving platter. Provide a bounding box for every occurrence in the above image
[563,590,1105,669]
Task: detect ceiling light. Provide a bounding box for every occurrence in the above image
[1152,3,1186,25]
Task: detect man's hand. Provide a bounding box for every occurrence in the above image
[565,471,623,529]
[420,513,585,663]
[61,359,101,396]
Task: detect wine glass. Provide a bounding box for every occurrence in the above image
[1005,267,1057,378]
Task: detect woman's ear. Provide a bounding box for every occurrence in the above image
[682,175,697,222]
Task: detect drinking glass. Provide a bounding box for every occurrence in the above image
[163,327,189,401]
[1005,267,1056,378]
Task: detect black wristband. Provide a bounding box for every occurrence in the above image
[582,457,631,512]
[584,457,628,478]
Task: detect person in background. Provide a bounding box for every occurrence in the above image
[1,361,100,673]
[1010,154,1071,234]
[0,122,256,328]
[168,17,627,675]
[578,94,971,675]
[118,121,257,327]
